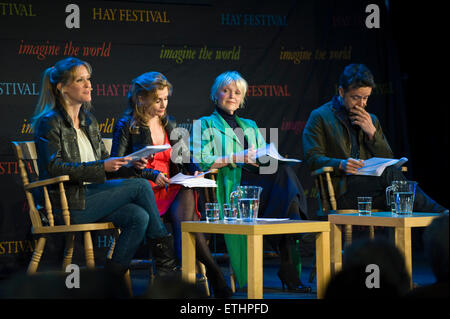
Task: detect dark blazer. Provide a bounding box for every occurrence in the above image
[111,114,198,180]
[34,104,137,210]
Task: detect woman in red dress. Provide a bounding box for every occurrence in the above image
[111,72,231,298]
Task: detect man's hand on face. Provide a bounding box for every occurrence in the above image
[349,105,376,140]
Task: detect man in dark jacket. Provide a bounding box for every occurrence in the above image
[302,64,447,213]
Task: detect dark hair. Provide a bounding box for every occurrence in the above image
[339,64,376,92]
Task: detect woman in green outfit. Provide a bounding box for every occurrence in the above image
[192,71,310,292]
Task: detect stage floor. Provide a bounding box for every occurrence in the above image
[130,250,435,299]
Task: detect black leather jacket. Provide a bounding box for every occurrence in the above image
[111,114,198,178]
[34,104,138,210]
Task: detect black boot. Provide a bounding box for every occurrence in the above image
[277,235,312,293]
[206,267,233,298]
[150,234,179,278]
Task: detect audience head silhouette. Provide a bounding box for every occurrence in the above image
[325,237,411,298]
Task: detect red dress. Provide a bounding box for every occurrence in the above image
[146,133,181,216]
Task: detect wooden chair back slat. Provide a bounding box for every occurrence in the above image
[12,141,43,228]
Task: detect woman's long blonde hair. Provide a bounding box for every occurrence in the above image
[31,57,92,129]
[125,71,173,129]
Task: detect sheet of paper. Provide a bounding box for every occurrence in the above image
[256,143,302,164]
[355,157,408,176]
[124,144,171,167]
[170,172,217,188]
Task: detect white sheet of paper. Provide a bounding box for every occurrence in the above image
[170,172,217,188]
[256,143,302,164]
[124,144,171,167]
[355,157,408,176]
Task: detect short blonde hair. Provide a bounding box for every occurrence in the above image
[210,71,248,108]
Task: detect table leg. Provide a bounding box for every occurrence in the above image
[247,234,263,299]
[330,223,342,274]
[182,231,196,284]
[395,226,412,288]
[315,231,331,299]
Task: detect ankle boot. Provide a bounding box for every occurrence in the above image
[150,234,179,277]
[206,266,233,298]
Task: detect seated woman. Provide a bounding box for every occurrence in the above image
[111,71,232,298]
[31,57,177,278]
[192,71,310,292]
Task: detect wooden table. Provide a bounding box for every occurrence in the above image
[181,219,331,299]
[328,212,440,287]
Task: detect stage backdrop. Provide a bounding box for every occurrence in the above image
[0,0,409,274]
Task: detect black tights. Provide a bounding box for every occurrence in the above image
[267,199,303,265]
[165,188,222,277]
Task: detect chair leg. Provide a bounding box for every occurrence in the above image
[344,225,352,246]
[229,263,236,293]
[28,236,46,274]
[83,231,95,269]
[197,261,210,296]
[107,232,117,260]
[124,269,133,297]
[63,234,75,270]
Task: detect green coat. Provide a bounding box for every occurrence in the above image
[192,110,266,286]
[302,97,393,198]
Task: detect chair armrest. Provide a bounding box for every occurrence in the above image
[24,175,70,190]
[311,166,335,176]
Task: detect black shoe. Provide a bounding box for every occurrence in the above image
[277,263,312,293]
[206,269,233,298]
[150,234,180,278]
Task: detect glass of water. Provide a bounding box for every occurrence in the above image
[205,203,220,222]
[239,197,260,222]
[357,197,372,216]
[223,203,237,221]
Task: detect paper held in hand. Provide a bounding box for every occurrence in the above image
[255,143,302,165]
[124,144,171,167]
[355,157,408,176]
[170,172,217,188]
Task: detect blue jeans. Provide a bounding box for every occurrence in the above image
[70,178,168,268]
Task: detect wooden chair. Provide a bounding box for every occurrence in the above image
[312,167,361,245]
[12,141,132,294]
